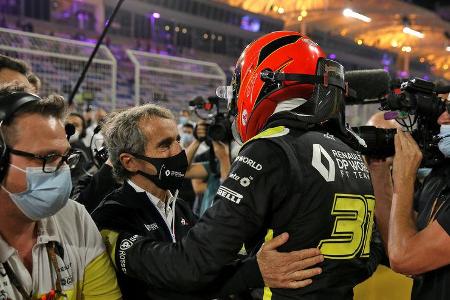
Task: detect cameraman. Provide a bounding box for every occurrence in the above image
[187,137,231,216]
[369,110,450,299]
[355,112,412,299]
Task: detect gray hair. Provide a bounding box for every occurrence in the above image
[103,104,174,181]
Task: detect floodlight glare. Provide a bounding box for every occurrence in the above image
[343,8,371,23]
[403,27,424,38]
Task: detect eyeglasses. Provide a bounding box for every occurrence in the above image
[9,148,81,173]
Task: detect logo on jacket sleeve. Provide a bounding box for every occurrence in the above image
[217,186,244,204]
[235,156,263,171]
[144,223,159,231]
[118,235,139,274]
[312,144,335,182]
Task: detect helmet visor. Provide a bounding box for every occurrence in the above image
[293,58,346,123]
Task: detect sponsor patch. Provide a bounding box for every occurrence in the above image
[118,235,139,273]
[312,144,335,182]
[229,173,240,181]
[119,250,127,273]
[229,173,253,187]
[239,176,253,187]
[120,239,134,251]
[235,155,263,171]
[165,169,184,178]
[330,149,370,180]
[144,223,159,231]
[217,186,244,204]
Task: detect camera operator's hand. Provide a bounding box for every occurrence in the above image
[212,141,229,161]
[392,129,422,190]
[257,232,323,288]
[194,121,208,142]
[212,141,231,182]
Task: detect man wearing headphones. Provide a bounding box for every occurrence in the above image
[0,84,121,299]
[105,32,382,299]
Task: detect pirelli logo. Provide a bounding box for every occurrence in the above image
[217,186,243,204]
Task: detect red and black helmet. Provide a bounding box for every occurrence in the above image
[217,31,346,144]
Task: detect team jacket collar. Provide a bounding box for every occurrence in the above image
[126,179,175,209]
[108,182,176,241]
[117,182,155,210]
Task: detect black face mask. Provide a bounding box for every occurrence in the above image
[133,150,188,191]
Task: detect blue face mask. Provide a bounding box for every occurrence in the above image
[180,133,194,147]
[2,164,72,221]
[417,168,432,179]
[438,125,450,157]
[179,116,188,125]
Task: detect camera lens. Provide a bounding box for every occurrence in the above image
[208,123,228,142]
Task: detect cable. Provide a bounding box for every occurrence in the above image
[68,0,125,105]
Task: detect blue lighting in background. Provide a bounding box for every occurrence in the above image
[240,15,260,32]
[152,12,161,19]
[382,53,392,66]
[328,53,336,59]
[399,70,409,78]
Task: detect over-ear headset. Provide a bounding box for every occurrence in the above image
[0,92,41,181]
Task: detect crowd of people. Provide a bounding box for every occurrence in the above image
[0,30,449,300]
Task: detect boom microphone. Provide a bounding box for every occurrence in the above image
[345,69,391,105]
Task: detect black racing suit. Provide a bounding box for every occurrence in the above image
[117,119,383,299]
[92,182,263,299]
[412,160,450,300]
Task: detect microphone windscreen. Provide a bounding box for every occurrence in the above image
[65,123,76,139]
[345,69,391,103]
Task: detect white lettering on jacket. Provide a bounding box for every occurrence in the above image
[235,156,263,171]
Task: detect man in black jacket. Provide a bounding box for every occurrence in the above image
[92,103,324,299]
[106,32,383,300]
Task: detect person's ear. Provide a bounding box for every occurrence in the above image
[119,153,140,173]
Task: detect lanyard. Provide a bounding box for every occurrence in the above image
[46,242,66,296]
[1,241,67,299]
